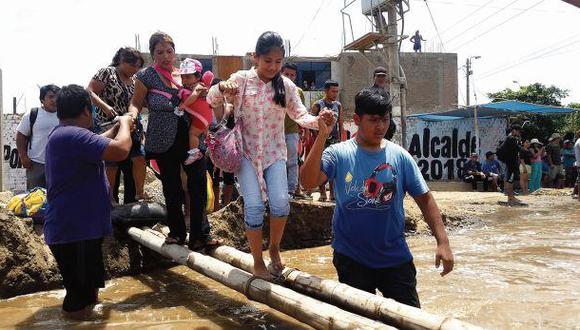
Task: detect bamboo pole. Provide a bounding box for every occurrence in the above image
[128,227,394,330]
[201,243,483,330]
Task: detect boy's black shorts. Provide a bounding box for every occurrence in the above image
[49,238,105,312]
[333,251,420,308]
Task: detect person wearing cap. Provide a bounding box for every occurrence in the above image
[529,138,545,193]
[371,67,398,141]
[561,139,576,188]
[372,66,388,90]
[482,151,502,192]
[545,132,563,188]
[177,58,214,165]
[462,153,486,191]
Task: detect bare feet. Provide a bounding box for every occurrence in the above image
[268,246,285,276]
[253,259,274,280]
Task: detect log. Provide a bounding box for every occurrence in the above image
[201,243,483,330]
[128,227,394,330]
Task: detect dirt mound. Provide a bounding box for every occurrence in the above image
[0,205,172,299]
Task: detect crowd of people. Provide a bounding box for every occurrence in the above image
[460,124,580,205]
[14,28,579,320]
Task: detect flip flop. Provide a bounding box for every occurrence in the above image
[165,236,184,245]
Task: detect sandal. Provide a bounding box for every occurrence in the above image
[164,236,185,245]
[188,237,223,252]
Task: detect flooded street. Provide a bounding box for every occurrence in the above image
[1,198,578,329]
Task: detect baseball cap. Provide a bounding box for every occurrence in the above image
[485,151,494,157]
[548,132,561,141]
[374,66,387,76]
[530,138,543,146]
[178,58,203,75]
[470,152,478,157]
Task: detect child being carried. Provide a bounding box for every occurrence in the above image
[177,58,215,164]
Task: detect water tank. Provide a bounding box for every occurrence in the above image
[361,0,393,16]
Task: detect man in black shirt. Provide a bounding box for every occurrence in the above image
[462,153,486,190]
[503,124,525,205]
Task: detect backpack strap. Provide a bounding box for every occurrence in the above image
[28,108,39,150]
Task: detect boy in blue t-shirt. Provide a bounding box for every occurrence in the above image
[300,88,454,308]
[45,85,133,318]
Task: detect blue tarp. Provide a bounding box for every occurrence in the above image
[409,100,579,122]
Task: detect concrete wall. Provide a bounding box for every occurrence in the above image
[336,51,457,117]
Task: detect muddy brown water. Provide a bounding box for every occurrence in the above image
[1,201,578,329]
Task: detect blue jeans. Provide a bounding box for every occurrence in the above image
[238,157,289,230]
[285,133,300,194]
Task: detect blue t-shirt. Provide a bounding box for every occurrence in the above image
[321,139,429,268]
[482,159,501,175]
[44,125,112,245]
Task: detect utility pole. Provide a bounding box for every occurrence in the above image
[372,4,405,146]
[465,58,471,106]
[465,56,480,106]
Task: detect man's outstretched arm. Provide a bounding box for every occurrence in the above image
[413,192,454,276]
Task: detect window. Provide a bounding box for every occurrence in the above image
[198,58,213,73]
[295,61,331,91]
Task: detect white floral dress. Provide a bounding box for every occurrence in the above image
[207,68,319,200]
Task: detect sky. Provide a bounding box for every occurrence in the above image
[1,0,579,113]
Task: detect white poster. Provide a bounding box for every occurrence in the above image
[405,117,507,180]
[3,114,27,193]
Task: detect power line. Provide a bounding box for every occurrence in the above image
[443,0,521,45]
[293,0,331,52]
[450,0,546,51]
[477,33,580,78]
[423,0,445,51]
[411,0,565,13]
[478,37,580,80]
[439,0,498,35]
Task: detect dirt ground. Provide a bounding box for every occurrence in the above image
[0,184,575,299]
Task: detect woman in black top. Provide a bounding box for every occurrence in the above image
[128,32,218,249]
[88,47,147,203]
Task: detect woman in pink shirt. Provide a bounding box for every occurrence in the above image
[208,32,334,279]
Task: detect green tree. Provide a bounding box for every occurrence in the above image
[561,102,580,133]
[488,83,569,106]
[487,83,576,142]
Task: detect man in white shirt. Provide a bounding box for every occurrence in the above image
[574,129,580,201]
[16,84,61,190]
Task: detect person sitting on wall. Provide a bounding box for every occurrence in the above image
[16,84,61,190]
[44,84,133,319]
[482,151,502,192]
[300,87,454,308]
[462,153,486,191]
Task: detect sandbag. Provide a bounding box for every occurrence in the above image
[111,202,167,228]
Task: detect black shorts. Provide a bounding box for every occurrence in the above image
[332,251,420,308]
[505,163,520,184]
[49,238,105,312]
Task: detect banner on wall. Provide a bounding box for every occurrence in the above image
[405,117,507,180]
[2,114,27,193]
